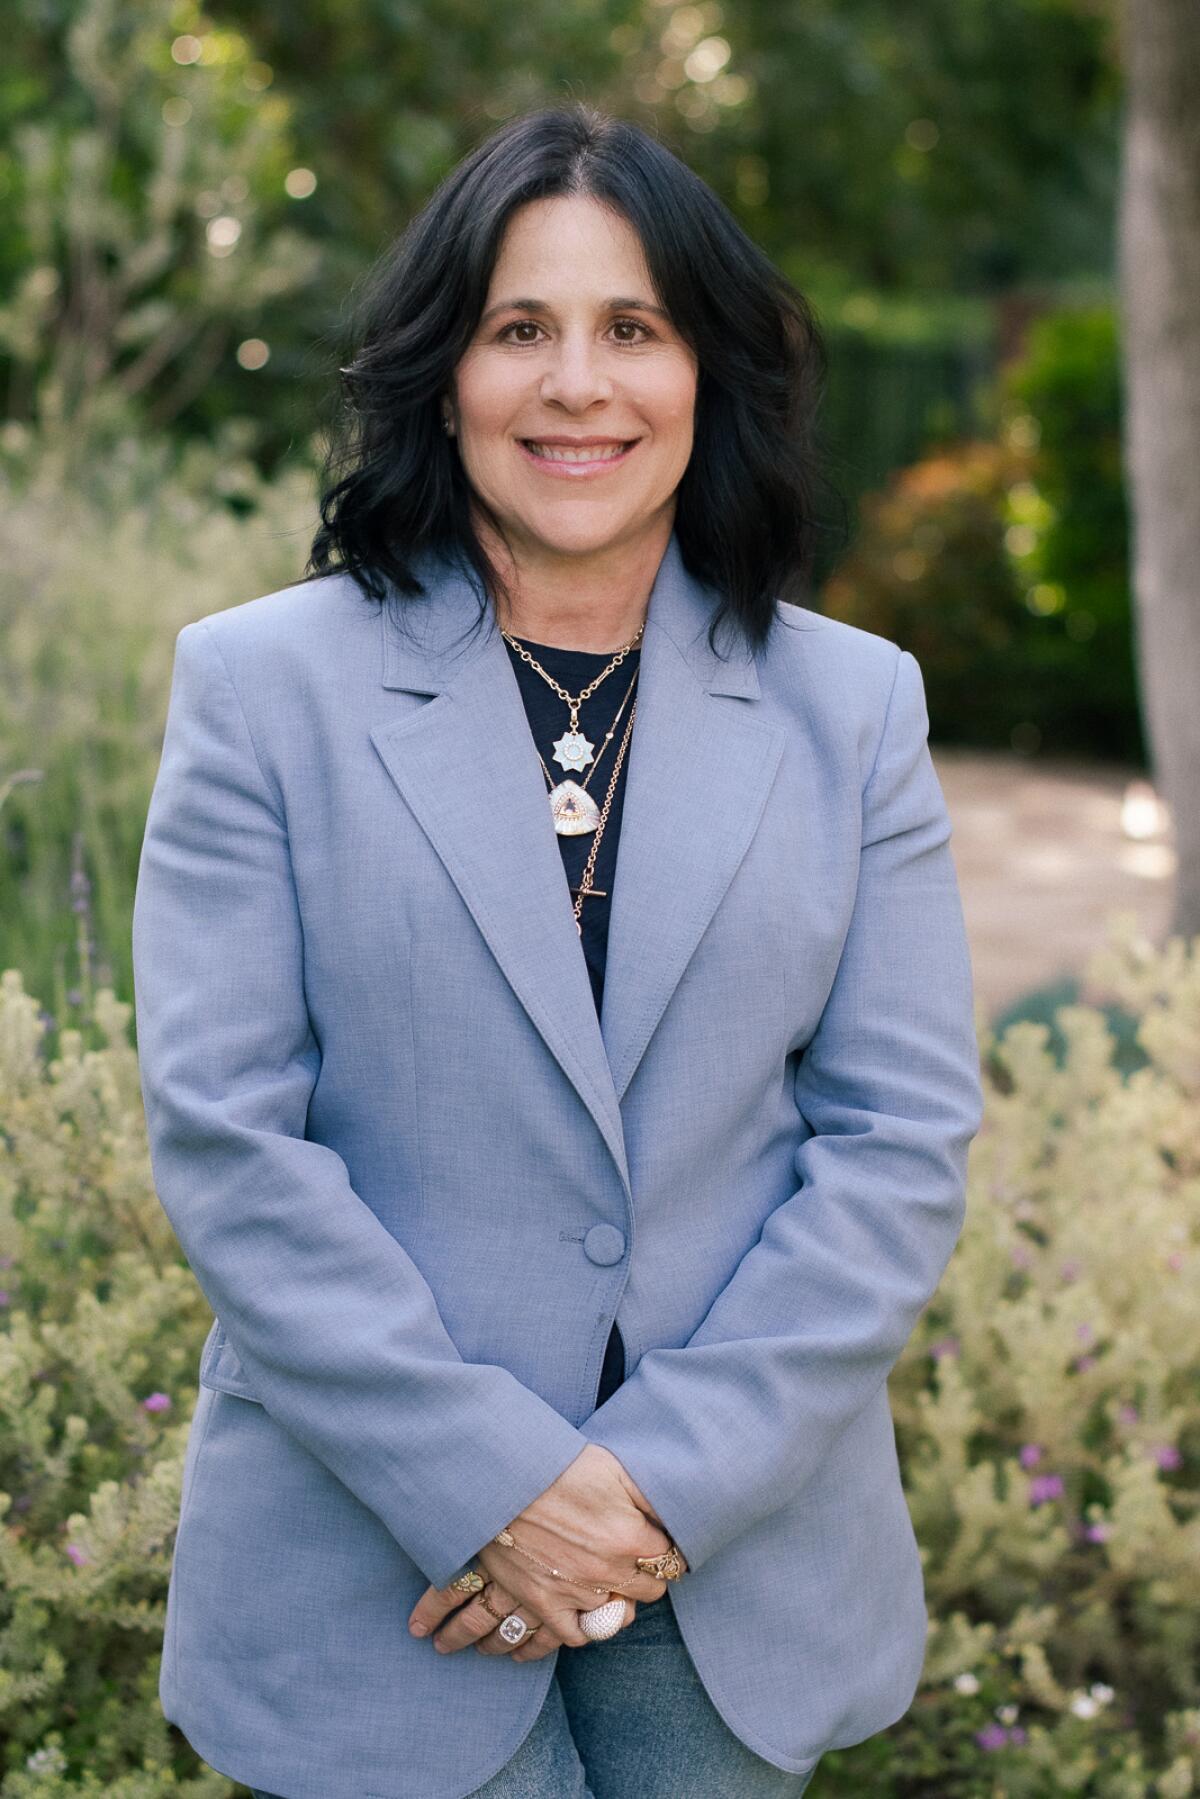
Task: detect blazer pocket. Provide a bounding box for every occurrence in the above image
[198,1317,264,1404]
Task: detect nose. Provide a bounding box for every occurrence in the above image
[539,331,613,411]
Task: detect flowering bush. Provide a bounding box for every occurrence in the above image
[821,911,1200,1796]
[0,912,1196,1792]
[0,971,223,1794]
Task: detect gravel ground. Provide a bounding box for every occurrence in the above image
[933,748,1175,1027]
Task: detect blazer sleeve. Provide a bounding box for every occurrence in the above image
[579,647,985,1573]
[132,619,589,1591]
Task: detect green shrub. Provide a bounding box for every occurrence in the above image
[820,302,1142,765]
[823,911,1200,1796]
[0,971,225,1793]
[0,431,318,1011]
[0,913,1196,1793]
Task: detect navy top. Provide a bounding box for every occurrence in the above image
[502,631,639,1409]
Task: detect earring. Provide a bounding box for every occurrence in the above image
[441,412,454,435]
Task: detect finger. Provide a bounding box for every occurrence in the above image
[505,1593,639,1660]
[408,1579,476,1638]
[509,1633,560,1662]
[478,1619,550,1655]
[433,1586,530,1656]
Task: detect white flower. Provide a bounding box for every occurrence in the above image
[1070,1692,1100,1719]
[1089,1683,1115,1705]
[25,1745,68,1774]
[954,1671,981,1695]
[996,1703,1020,1724]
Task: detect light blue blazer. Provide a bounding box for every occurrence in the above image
[131,531,983,1799]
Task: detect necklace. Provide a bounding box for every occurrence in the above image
[568,699,637,935]
[534,666,639,836]
[501,623,644,775]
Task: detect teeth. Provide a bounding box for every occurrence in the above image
[525,442,629,463]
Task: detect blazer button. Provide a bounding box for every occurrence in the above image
[583,1224,626,1266]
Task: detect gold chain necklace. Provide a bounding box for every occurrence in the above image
[533,666,639,836]
[567,699,637,934]
[501,623,644,777]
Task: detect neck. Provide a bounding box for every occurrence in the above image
[478,515,672,652]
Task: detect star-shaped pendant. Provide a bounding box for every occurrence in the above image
[552,730,594,772]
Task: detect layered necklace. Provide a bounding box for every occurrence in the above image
[501,622,643,936]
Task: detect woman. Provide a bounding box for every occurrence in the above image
[132,103,984,1799]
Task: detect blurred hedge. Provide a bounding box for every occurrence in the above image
[0,430,318,1009]
[818,302,1141,764]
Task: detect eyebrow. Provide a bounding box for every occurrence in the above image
[479,295,672,326]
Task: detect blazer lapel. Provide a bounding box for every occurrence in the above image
[369,534,789,1190]
[370,553,630,1188]
[597,539,787,1101]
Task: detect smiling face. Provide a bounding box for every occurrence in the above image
[447,194,698,571]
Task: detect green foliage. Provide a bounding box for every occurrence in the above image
[0,915,1197,1790]
[0,431,318,1008]
[999,304,1135,743]
[0,0,322,460]
[0,972,224,1791]
[824,912,1200,1795]
[818,300,1142,762]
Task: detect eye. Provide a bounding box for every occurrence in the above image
[498,319,546,345]
[494,317,656,346]
[610,317,654,344]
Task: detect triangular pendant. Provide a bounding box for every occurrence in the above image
[549,780,601,836]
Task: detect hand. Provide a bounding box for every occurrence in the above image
[407,1444,684,1661]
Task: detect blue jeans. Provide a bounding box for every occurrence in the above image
[251,1594,819,1797]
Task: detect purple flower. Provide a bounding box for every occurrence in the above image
[1010,1243,1033,1270]
[1152,1444,1182,1471]
[1075,1322,1095,1344]
[1019,1443,1043,1469]
[0,1292,9,1307]
[1118,1404,1139,1426]
[141,1392,172,1414]
[64,1543,90,1567]
[1074,1355,1097,1372]
[65,988,82,1006]
[1028,1473,1065,1506]
[975,1721,1027,1751]
[1059,1258,1083,1283]
[1085,1521,1112,1543]
[929,1336,960,1361]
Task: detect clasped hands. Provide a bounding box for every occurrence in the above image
[407,1443,686,1661]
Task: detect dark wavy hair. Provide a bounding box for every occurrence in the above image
[307,102,838,657]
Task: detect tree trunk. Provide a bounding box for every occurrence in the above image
[1116,0,1200,940]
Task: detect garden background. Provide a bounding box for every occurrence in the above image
[0,0,1197,1793]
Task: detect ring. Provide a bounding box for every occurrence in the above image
[579,1597,626,1641]
[447,1568,486,1597]
[478,1587,539,1646]
[635,1543,686,1580]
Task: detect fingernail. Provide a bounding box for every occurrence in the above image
[409,1620,427,1636]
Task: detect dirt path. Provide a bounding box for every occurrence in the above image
[932,749,1175,1025]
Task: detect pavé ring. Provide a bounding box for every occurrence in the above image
[478,1586,540,1646]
